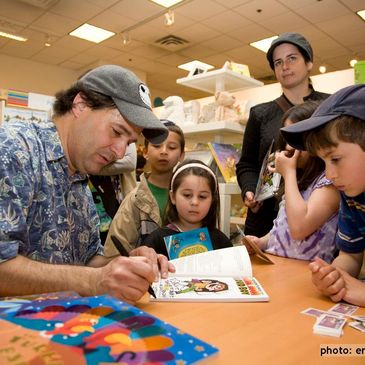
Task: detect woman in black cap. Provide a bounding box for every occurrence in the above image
[236,32,329,237]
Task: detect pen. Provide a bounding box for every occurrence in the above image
[111,235,156,298]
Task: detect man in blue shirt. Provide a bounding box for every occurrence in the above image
[0,65,173,304]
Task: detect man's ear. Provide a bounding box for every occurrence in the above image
[72,93,86,117]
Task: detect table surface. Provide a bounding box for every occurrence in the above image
[140,255,365,365]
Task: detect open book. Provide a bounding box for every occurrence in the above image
[151,246,269,302]
[254,139,281,202]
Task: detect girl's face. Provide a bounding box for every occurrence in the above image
[170,174,213,229]
[284,118,310,168]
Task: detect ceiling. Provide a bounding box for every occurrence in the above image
[0,0,364,101]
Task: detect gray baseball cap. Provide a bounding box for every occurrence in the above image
[80,65,168,144]
[266,32,313,70]
[281,84,365,150]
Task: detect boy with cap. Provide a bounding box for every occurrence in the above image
[236,32,329,237]
[0,65,174,304]
[281,84,365,306]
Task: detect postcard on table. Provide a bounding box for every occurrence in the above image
[151,246,269,302]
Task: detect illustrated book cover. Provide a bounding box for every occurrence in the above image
[235,225,275,264]
[0,294,218,365]
[151,246,269,303]
[254,139,281,202]
[164,227,213,260]
[207,142,241,183]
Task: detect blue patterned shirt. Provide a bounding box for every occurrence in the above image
[0,119,103,264]
[337,192,365,253]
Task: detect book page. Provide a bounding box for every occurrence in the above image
[170,246,252,278]
[151,276,269,302]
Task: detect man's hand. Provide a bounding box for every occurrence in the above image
[96,256,156,305]
[309,257,346,302]
[130,246,175,279]
[244,191,262,213]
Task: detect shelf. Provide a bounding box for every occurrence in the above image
[182,120,245,144]
[177,68,263,94]
[218,182,241,195]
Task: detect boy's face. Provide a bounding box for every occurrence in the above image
[317,141,365,197]
[146,131,184,174]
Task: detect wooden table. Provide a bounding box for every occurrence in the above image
[140,255,365,365]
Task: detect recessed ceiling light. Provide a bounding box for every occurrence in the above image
[250,36,278,53]
[69,23,115,43]
[0,31,27,42]
[150,0,183,7]
[357,9,365,21]
[319,65,326,74]
[178,60,214,72]
[350,59,358,67]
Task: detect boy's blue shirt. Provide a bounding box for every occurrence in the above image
[337,192,365,253]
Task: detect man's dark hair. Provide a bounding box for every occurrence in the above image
[53,82,116,118]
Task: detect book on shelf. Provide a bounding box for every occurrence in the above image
[254,139,281,202]
[0,293,218,364]
[151,246,269,303]
[207,142,241,183]
[164,227,213,260]
[235,224,274,264]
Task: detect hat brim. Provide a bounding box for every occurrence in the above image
[113,98,168,144]
[280,114,338,150]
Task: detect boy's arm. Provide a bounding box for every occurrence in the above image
[332,251,364,278]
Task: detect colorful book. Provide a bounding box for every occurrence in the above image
[164,227,213,260]
[254,139,281,202]
[151,246,269,303]
[207,142,241,183]
[0,294,218,364]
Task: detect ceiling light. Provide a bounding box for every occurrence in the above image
[44,34,51,47]
[350,59,358,67]
[319,65,326,74]
[250,36,278,53]
[69,23,115,43]
[150,0,183,7]
[357,9,365,21]
[122,32,131,46]
[0,31,27,42]
[164,10,175,26]
[178,60,214,72]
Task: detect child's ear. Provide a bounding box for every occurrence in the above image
[169,190,176,205]
[179,151,185,162]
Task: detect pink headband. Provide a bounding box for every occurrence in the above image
[170,162,218,192]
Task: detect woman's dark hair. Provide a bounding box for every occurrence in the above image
[276,100,325,197]
[53,82,116,118]
[164,159,219,229]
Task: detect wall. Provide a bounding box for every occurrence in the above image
[0,54,147,96]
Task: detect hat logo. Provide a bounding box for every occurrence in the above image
[139,84,152,109]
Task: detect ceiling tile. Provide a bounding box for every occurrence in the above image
[175,0,227,21]
[201,10,252,33]
[31,12,81,36]
[262,11,310,33]
[203,35,243,52]
[0,0,44,24]
[110,0,163,22]
[90,10,136,33]
[176,23,220,44]
[179,44,217,59]
[50,0,102,21]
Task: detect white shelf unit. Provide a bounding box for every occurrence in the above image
[177,68,263,94]
[175,68,263,237]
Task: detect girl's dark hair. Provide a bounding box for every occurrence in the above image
[53,82,116,118]
[164,159,219,229]
[305,115,365,153]
[144,120,185,152]
[276,100,325,197]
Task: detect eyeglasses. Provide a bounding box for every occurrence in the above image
[273,54,299,69]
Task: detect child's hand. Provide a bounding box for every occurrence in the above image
[243,235,266,254]
[309,257,346,302]
[340,270,365,307]
[272,149,299,178]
